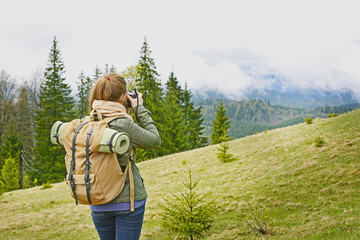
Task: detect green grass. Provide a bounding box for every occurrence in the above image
[1,109,360,239]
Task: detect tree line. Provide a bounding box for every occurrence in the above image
[0,36,231,191]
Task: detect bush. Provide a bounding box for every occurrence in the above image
[22,174,31,189]
[40,181,53,190]
[327,113,338,118]
[159,170,218,239]
[314,136,325,147]
[0,182,4,196]
[33,178,38,186]
[216,142,238,163]
[304,116,313,124]
[0,157,20,192]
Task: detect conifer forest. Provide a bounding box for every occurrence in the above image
[1,36,359,194]
[0,37,211,190]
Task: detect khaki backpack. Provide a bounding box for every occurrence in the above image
[59,117,135,211]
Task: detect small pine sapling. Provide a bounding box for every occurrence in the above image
[314,136,325,147]
[216,141,238,163]
[159,170,218,240]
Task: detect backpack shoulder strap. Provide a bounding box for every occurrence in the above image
[113,148,135,211]
[127,148,135,211]
[83,116,91,123]
[82,115,118,124]
[101,116,120,124]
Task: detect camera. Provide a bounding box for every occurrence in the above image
[125,89,138,108]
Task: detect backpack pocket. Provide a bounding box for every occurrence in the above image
[66,174,102,204]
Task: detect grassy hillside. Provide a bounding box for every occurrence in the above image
[1,109,360,239]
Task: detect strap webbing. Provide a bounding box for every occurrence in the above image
[85,127,94,204]
[97,112,103,120]
[54,122,64,145]
[107,132,120,153]
[83,116,91,122]
[68,121,88,205]
[129,149,135,211]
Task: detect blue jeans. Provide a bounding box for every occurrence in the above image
[91,204,145,240]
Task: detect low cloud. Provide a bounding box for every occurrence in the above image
[173,52,263,98]
[171,47,360,100]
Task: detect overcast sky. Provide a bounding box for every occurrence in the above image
[1,0,360,97]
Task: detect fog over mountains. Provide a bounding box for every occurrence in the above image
[191,71,359,109]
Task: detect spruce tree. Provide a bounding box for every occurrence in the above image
[159,170,218,239]
[104,63,117,74]
[134,37,164,160]
[216,142,238,162]
[92,66,103,82]
[182,83,207,149]
[166,72,182,101]
[161,73,188,154]
[211,101,231,144]
[76,71,93,117]
[33,37,75,184]
[135,37,163,110]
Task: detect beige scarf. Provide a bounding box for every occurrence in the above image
[91,100,133,122]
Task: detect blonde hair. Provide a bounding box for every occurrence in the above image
[89,73,127,110]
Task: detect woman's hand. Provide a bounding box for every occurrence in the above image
[127,92,143,109]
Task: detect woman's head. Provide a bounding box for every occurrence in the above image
[89,73,127,109]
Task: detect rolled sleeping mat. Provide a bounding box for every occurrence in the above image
[50,121,130,154]
[50,121,68,145]
[98,128,130,154]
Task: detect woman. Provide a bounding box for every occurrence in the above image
[89,73,161,240]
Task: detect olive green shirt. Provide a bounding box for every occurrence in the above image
[107,104,160,203]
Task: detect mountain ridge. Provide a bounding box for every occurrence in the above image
[192,86,359,109]
[198,98,360,140]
